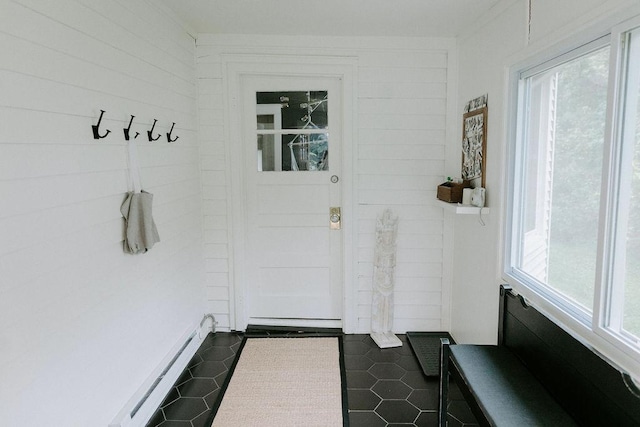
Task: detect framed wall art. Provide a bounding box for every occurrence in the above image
[461,95,488,188]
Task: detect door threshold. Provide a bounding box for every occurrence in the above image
[246,317,342,330]
[246,324,343,337]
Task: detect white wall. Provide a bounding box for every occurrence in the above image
[450,0,640,344]
[449,0,527,344]
[197,35,457,333]
[0,1,205,426]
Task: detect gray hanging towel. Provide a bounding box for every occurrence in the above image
[120,190,160,254]
[121,133,161,254]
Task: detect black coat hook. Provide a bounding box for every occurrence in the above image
[92,110,111,139]
[166,122,179,143]
[123,115,139,141]
[147,119,161,142]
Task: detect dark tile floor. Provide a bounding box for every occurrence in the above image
[146,331,478,427]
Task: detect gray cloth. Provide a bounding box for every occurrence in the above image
[120,190,160,254]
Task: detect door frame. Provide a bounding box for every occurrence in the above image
[224,55,357,332]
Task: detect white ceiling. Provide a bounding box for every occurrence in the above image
[160,0,502,38]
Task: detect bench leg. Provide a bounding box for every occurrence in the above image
[439,338,450,427]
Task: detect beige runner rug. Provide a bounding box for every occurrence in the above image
[211,337,344,427]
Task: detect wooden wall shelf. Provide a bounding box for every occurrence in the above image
[437,200,490,215]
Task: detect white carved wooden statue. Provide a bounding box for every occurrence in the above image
[370,209,402,348]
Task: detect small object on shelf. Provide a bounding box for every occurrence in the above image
[462,188,473,205]
[471,187,486,207]
[437,180,469,203]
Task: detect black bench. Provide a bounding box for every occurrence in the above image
[439,285,640,426]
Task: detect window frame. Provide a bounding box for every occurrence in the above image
[504,16,640,380]
[597,16,640,352]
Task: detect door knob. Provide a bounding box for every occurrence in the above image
[330,207,341,230]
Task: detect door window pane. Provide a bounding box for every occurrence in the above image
[257,114,275,130]
[256,91,329,171]
[256,91,328,130]
[282,133,329,171]
[256,133,329,172]
[518,46,609,313]
[257,134,276,171]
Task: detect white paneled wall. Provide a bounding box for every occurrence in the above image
[196,35,455,333]
[197,69,230,328]
[0,1,204,425]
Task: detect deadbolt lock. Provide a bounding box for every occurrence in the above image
[330,207,341,230]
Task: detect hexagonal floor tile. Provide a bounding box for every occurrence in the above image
[401,370,432,389]
[177,378,218,398]
[372,380,412,399]
[390,340,414,356]
[174,370,192,387]
[146,409,165,427]
[192,410,214,427]
[415,411,439,427]
[200,346,234,361]
[210,333,243,347]
[397,354,422,371]
[348,410,386,427]
[189,361,227,378]
[347,389,382,410]
[346,370,377,389]
[158,421,192,427]
[162,397,208,421]
[366,347,401,363]
[203,388,221,409]
[223,355,238,369]
[343,340,372,355]
[187,353,204,369]
[375,400,420,424]
[408,388,439,411]
[159,387,180,407]
[368,362,406,380]
[344,354,375,371]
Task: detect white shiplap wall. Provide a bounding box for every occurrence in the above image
[0,1,204,425]
[196,34,455,333]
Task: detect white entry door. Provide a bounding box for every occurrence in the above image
[241,75,343,328]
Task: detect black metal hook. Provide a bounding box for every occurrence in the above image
[123,115,139,140]
[92,110,111,139]
[147,119,161,142]
[166,122,179,143]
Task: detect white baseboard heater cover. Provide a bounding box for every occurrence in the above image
[110,315,215,427]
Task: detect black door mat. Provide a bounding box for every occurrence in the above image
[406,331,455,377]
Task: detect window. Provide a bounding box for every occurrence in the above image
[608,26,640,344]
[517,43,609,318]
[255,91,329,172]
[506,17,640,377]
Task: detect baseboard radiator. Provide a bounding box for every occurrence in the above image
[110,314,216,427]
[131,331,196,418]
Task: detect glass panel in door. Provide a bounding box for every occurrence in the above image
[255,91,329,172]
